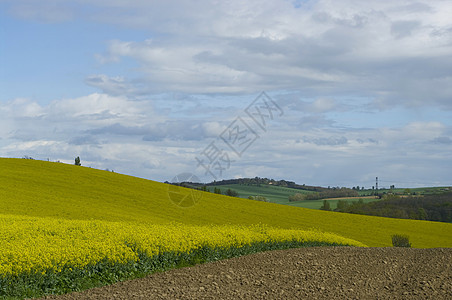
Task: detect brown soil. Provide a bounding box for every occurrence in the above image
[43,247,452,299]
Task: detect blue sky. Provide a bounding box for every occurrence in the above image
[1,0,451,188]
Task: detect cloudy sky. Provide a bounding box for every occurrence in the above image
[1,0,451,188]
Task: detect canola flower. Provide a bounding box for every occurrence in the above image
[0,214,365,277]
[1,158,451,249]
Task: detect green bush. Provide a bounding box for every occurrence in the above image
[391,234,411,247]
[248,196,268,202]
[288,193,305,202]
[320,200,331,211]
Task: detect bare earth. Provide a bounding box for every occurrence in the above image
[43,247,452,300]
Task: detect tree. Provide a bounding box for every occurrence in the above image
[417,208,427,220]
[320,200,331,211]
[225,189,239,197]
[335,200,349,211]
[75,156,81,166]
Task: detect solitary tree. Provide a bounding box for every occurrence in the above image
[320,200,331,211]
[225,189,239,197]
[75,156,81,166]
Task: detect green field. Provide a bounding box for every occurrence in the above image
[1,158,451,248]
[207,183,312,202]
[358,187,451,196]
[209,183,451,210]
[208,183,379,209]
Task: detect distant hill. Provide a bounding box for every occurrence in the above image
[197,177,451,210]
[206,177,329,191]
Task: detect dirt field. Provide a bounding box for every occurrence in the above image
[43,247,452,299]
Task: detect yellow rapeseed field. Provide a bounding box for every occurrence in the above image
[0,214,364,276]
[1,158,451,298]
[0,157,451,250]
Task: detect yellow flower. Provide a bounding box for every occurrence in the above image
[0,214,365,276]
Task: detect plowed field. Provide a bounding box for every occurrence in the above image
[43,247,452,299]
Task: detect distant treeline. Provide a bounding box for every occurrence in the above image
[335,193,452,223]
[169,182,240,197]
[207,177,344,192]
[289,188,359,201]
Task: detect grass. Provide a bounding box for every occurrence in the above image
[1,158,451,248]
[207,183,314,203]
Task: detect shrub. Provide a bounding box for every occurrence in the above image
[288,193,305,202]
[248,196,268,202]
[225,189,239,197]
[320,200,331,211]
[391,234,411,247]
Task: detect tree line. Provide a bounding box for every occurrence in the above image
[289,188,359,201]
[207,177,358,192]
[332,193,452,223]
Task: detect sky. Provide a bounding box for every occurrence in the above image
[1,0,451,188]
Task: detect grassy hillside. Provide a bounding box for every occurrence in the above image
[1,158,451,248]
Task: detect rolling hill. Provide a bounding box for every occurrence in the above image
[204,183,380,209]
[1,157,451,248]
[204,182,451,210]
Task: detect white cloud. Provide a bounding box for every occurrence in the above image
[48,93,147,121]
[86,0,452,109]
[5,0,452,108]
[378,121,445,146]
[2,98,44,118]
[310,98,337,113]
[2,1,452,187]
[1,92,451,186]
